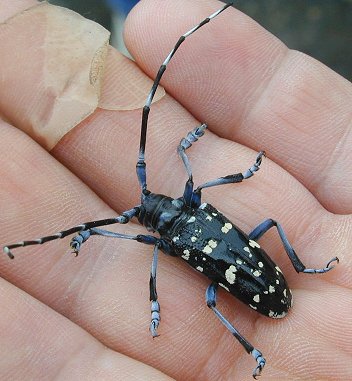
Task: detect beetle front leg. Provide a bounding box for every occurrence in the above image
[194,151,265,194]
[249,219,339,274]
[206,283,266,379]
[71,228,164,337]
[70,228,158,255]
[177,123,207,206]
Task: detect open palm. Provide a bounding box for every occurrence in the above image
[0,0,351,380]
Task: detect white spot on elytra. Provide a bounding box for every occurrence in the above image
[187,216,196,223]
[249,304,257,310]
[268,310,286,319]
[243,247,253,258]
[202,245,212,254]
[191,236,197,242]
[253,270,261,277]
[202,240,218,254]
[219,283,230,292]
[212,212,218,216]
[258,262,264,268]
[182,250,190,260]
[221,223,233,234]
[276,279,280,285]
[196,266,203,272]
[206,215,212,221]
[264,291,268,294]
[253,294,260,303]
[274,312,287,319]
[225,265,237,284]
[236,259,243,265]
[199,203,207,210]
[172,236,179,242]
[208,240,217,248]
[275,266,282,273]
[269,285,275,293]
[283,289,287,297]
[249,240,260,249]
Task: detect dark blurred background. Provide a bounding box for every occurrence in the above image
[50,0,352,81]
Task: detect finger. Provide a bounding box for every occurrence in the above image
[124,0,352,214]
[0,277,173,381]
[0,0,36,22]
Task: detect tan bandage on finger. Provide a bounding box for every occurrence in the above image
[0,2,165,150]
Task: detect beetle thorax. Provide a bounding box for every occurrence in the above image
[138,193,186,235]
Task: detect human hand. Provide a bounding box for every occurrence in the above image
[0,0,351,380]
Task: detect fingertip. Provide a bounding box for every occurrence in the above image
[0,0,38,23]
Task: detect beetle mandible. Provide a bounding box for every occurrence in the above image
[3,2,339,379]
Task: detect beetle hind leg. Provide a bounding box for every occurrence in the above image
[206,282,266,379]
[249,219,339,274]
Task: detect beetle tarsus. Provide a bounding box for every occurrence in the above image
[70,239,81,257]
[303,256,339,274]
[150,300,161,338]
[70,230,92,257]
[251,349,266,379]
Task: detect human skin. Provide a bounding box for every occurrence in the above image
[0,0,351,380]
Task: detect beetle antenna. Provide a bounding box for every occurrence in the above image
[136,2,233,194]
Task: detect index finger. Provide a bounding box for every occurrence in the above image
[124,0,352,214]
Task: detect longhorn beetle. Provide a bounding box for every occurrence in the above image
[3,2,339,379]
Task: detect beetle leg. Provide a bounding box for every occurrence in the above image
[69,228,165,337]
[73,231,166,337]
[206,282,266,379]
[70,229,166,337]
[177,123,207,206]
[3,207,140,259]
[195,151,265,194]
[70,228,157,256]
[248,219,339,274]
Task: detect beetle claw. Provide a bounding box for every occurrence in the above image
[326,256,339,270]
[303,256,339,274]
[150,300,160,337]
[150,322,159,338]
[70,240,81,257]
